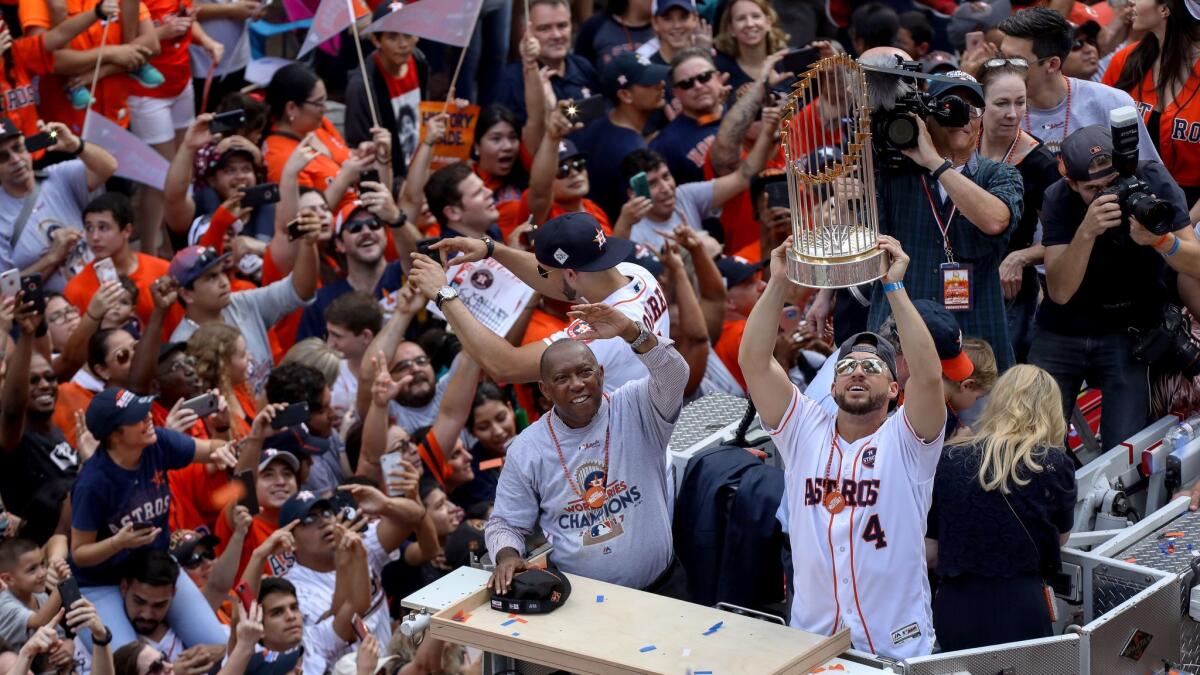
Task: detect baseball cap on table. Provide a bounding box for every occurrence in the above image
[912,299,974,382]
[490,564,572,614]
[169,245,230,288]
[837,332,899,381]
[652,0,696,15]
[534,212,634,272]
[925,70,984,108]
[169,529,220,566]
[1060,125,1116,181]
[86,387,155,440]
[946,0,1011,51]
[716,255,763,289]
[280,490,333,527]
[0,118,20,143]
[246,647,304,675]
[603,51,670,96]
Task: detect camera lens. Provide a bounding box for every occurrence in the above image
[1128,192,1176,235]
[883,115,919,149]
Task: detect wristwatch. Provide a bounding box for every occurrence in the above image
[628,320,651,351]
[434,285,459,310]
[481,235,495,259]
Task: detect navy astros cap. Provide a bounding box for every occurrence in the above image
[280,490,333,527]
[534,212,634,272]
[246,646,304,675]
[912,299,974,382]
[603,52,670,96]
[653,0,696,15]
[0,118,20,143]
[557,138,585,162]
[716,255,763,289]
[86,387,156,441]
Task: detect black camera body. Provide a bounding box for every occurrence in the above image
[1104,107,1175,235]
[1131,304,1200,378]
[868,60,973,169]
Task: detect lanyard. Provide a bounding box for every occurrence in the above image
[920,175,957,263]
[548,406,611,510]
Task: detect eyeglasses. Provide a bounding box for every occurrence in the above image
[343,218,384,235]
[0,140,28,163]
[834,357,887,376]
[180,548,215,569]
[556,157,587,179]
[111,342,138,365]
[983,57,1028,70]
[302,98,327,110]
[30,373,57,386]
[967,106,984,119]
[299,509,335,526]
[162,355,197,374]
[537,264,550,279]
[673,69,715,91]
[48,305,80,325]
[145,656,168,675]
[390,355,430,373]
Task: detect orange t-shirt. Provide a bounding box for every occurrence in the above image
[704,145,785,255]
[168,462,230,534]
[713,319,748,391]
[20,0,152,132]
[64,253,172,329]
[0,34,54,137]
[1103,43,1200,187]
[215,511,278,581]
[263,118,358,212]
[51,381,96,447]
[514,306,569,422]
[498,190,613,243]
[129,0,193,98]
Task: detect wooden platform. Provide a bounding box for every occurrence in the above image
[430,572,850,675]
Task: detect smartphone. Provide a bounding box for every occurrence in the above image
[379,452,405,498]
[330,490,358,521]
[779,306,801,333]
[965,31,985,53]
[94,257,119,284]
[180,392,219,417]
[270,401,310,430]
[630,171,651,200]
[57,577,82,637]
[240,183,280,208]
[131,521,155,531]
[352,614,368,641]
[235,581,255,611]
[777,47,819,74]
[24,131,57,153]
[359,168,380,187]
[566,94,607,127]
[764,181,790,209]
[0,270,19,298]
[209,109,246,136]
[416,237,440,261]
[236,470,258,516]
[19,274,43,314]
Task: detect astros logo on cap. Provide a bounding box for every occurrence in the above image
[593,228,607,249]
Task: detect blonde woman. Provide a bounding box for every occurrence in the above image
[927,364,1076,650]
[712,0,791,95]
[188,323,257,439]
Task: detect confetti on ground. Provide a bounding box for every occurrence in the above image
[451,611,471,622]
[504,614,528,624]
[1124,557,1137,563]
[702,620,724,636]
[501,619,517,627]
[681,648,691,657]
[596,595,604,603]
[639,645,656,653]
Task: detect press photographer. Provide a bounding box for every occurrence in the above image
[1033,115,1196,451]
[863,48,1023,371]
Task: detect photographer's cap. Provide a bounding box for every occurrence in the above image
[534,212,634,272]
[925,71,984,108]
[1060,125,1115,181]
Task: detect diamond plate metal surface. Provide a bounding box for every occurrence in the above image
[904,636,1081,675]
[667,392,749,454]
[1084,574,1180,675]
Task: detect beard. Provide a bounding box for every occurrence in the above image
[396,377,435,407]
[834,389,889,415]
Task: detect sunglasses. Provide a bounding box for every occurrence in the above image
[983,57,1028,70]
[146,656,168,675]
[299,508,335,526]
[834,357,887,376]
[557,157,587,179]
[180,547,215,569]
[112,343,138,365]
[48,306,80,325]
[537,264,550,279]
[1071,38,1096,51]
[674,69,715,91]
[344,219,384,235]
[30,373,57,386]
[390,355,430,373]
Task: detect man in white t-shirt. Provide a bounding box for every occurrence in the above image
[740,236,946,659]
[410,212,671,393]
[486,301,689,596]
[323,291,383,422]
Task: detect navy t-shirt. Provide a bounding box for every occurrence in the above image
[574,13,654,70]
[70,428,197,586]
[495,55,601,127]
[649,113,721,186]
[296,261,407,341]
[571,117,647,221]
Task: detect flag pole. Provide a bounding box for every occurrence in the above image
[441,44,469,114]
[82,16,112,138]
[347,0,381,128]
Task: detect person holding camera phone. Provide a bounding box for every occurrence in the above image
[1032,124,1194,451]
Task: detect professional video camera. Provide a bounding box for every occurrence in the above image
[1100,107,1175,235]
[864,58,973,168]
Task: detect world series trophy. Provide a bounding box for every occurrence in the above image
[779,54,887,288]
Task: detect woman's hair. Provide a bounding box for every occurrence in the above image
[962,337,998,393]
[265,63,322,122]
[282,338,341,387]
[471,104,519,159]
[955,364,1066,493]
[87,328,124,372]
[978,61,1029,93]
[468,382,509,429]
[188,323,243,398]
[713,0,790,58]
[112,639,150,675]
[217,91,269,139]
[1114,0,1200,106]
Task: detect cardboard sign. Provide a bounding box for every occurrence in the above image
[426,257,533,337]
[418,102,480,170]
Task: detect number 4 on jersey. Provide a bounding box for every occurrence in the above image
[863,514,888,549]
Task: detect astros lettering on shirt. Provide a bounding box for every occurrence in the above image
[542,261,670,392]
[766,386,945,660]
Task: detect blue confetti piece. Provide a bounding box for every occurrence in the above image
[596,595,604,603]
[708,621,723,632]
[501,619,517,627]
[511,632,521,637]
[639,645,656,653]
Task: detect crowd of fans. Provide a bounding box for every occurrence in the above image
[0,0,1196,670]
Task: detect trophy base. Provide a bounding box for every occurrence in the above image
[785,247,888,289]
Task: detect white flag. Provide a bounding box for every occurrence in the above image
[297,0,361,58]
[366,0,482,48]
[82,111,169,190]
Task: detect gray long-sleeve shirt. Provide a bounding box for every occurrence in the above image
[485,339,688,590]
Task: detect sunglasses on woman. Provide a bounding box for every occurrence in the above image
[982,57,1029,70]
[834,357,888,376]
[674,70,716,91]
[112,345,137,365]
[557,157,587,179]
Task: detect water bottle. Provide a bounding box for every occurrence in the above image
[1165,414,1200,452]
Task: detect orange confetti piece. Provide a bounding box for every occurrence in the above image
[452,611,471,622]
[1124,557,1137,563]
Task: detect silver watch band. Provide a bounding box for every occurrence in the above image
[629,321,651,350]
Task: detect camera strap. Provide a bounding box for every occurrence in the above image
[920,176,957,263]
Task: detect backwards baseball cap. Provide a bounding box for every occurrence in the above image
[246,647,304,675]
[490,564,572,614]
[169,245,230,288]
[602,51,670,97]
[534,212,634,272]
[169,529,220,566]
[652,0,696,15]
[947,0,1011,51]
[280,490,333,527]
[86,387,155,441]
[836,332,899,380]
[716,255,763,289]
[258,447,301,473]
[0,117,20,143]
[912,299,974,382]
[925,70,985,108]
[1060,125,1116,181]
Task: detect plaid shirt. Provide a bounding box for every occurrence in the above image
[868,154,1024,371]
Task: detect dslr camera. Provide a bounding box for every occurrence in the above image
[1131,304,1200,378]
[866,59,974,168]
[1099,107,1175,235]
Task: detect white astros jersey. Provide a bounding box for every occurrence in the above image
[766,385,945,659]
[544,262,670,392]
